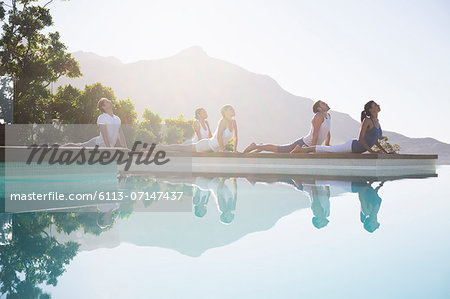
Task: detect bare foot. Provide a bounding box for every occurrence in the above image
[243,142,257,153]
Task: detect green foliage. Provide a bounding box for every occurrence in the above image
[51,82,120,124]
[0,213,80,298]
[164,114,194,142]
[224,138,234,151]
[76,83,116,124]
[371,135,401,153]
[142,108,162,124]
[115,98,137,124]
[0,0,81,123]
[139,109,161,143]
[51,84,80,121]
[163,125,185,144]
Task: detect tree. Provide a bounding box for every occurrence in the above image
[164,114,193,142]
[142,108,162,124]
[115,98,137,125]
[0,213,79,298]
[75,83,116,124]
[139,108,162,144]
[51,84,80,122]
[0,0,82,124]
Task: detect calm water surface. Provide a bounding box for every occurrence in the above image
[1,166,449,298]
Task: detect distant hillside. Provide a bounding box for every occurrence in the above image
[56,47,450,164]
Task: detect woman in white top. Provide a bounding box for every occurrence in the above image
[185,108,212,144]
[160,105,238,152]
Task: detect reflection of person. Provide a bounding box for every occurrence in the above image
[96,202,120,229]
[352,181,383,232]
[216,178,238,224]
[307,185,331,229]
[244,101,331,153]
[193,184,211,218]
[275,178,331,229]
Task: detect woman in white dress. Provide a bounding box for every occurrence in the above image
[160,105,238,153]
[184,108,212,144]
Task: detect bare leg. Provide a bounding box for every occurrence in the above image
[290,145,316,153]
[244,142,280,153]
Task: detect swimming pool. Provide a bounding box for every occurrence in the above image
[1,166,449,298]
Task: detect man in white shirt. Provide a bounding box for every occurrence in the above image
[81,98,127,148]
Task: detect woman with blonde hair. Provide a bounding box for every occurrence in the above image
[159,104,238,153]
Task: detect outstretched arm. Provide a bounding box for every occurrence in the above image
[325,131,331,146]
[233,120,238,152]
[217,121,226,152]
[357,119,376,153]
[193,121,201,140]
[311,114,324,146]
[206,120,213,138]
[99,125,111,147]
[118,127,127,148]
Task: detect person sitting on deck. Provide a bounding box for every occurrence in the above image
[158,104,238,153]
[291,100,394,154]
[243,100,331,153]
[65,98,127,148]
[183,108,213,144]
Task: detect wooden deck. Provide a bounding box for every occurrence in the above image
[1,146,438,177]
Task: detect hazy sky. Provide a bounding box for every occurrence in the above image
[46,0,450,142]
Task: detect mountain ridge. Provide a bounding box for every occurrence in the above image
[57,48,450,164]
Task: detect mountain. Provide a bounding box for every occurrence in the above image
[56,47,450,164]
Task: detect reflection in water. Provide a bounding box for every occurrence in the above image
[193,184,210,218]
[97,203,121,229]
[280,178,384,232]
[0,173,429,297]
[353,181,384,233]
[309,185,331,229]
[217,178,238,224]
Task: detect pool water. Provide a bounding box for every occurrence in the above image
[1,167,449,298]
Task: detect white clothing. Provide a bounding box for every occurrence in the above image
[316,139,353,153]
[193,125,234,152]
[191,120,210,143]
[195,139,214,152]
[208,126,234,152]
[96,113,121,147]
[302,112,331,146]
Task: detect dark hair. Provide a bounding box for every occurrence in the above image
[194,108,204,120]
[361,100,376,122]
[312,100,322,113]
[97,98,109,113]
